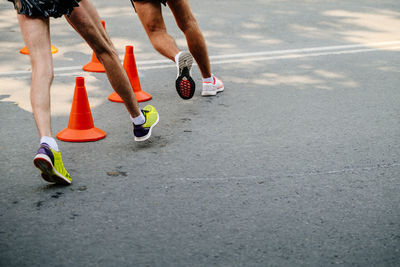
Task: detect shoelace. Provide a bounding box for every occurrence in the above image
[203,77,216,85]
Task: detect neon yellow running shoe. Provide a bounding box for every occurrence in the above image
[33,144,72,185]
[133,105,160,142]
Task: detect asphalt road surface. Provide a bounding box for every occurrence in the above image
[1,0,399,266]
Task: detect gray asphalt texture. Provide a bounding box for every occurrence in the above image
[1,0,400,266]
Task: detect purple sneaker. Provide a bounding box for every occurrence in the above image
[33,143,72,185]
[133,105,159,142]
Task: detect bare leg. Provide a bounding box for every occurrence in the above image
[66,0,140,118]
[168,0,211,78]
[17,14,54,138]
[134,1,180,61]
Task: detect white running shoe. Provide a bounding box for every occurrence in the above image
[175,51,195,99]
[202,75,224,96]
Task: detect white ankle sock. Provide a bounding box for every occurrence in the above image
[174,51,183,63]
[202,75,214,83]
[40,136,59,151]
[131,112,146,126]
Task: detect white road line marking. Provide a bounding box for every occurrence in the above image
[210,46,400,65]
[1,41,399,77]
[136,46,400,70]
[208,40,400,59]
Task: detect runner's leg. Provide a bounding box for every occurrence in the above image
[17,14,53,137]
[167,0,211,78]
[66,0,141,117]
[134,1,180,61]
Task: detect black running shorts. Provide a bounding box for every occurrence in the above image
[8,0,81,18]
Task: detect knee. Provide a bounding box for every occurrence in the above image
[177,16,198,33]
[32,63,54,83]
[144,23,169,50]
[145,21,167,37]
[93,42,118,62]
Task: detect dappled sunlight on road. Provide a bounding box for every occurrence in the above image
[258,39,283,45]
[255,73,325,88]
[0,75,106,116]
[290,24,332,40]
[291,9,400,48]
[240,34,266,40]
[324,10,400,46]
[224,68,359,91]
[0,9,29,73]
[55,41,91,60]
[241,22,263,30]
[1,1,398,116]
[377,66,400,73]
[0,8,17,28]
[0,5,141,116]
[202,30,222,38]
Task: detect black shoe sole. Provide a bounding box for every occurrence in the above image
[175,52,195,100]
[176,67,196,100]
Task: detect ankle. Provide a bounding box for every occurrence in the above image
[130,112,146,126]
[174,51,183,63]
[202,74,214,83]
[40,136,59,151]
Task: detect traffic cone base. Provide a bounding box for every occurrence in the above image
[57,127,106,142]
[20,45,58,55]
[57,77,106,142]
[82,20,106,73]
[108,92,123,103]
[135,90,152,102]
[109,45,152,103]
[82,60,105,73]
[108,91,152,103]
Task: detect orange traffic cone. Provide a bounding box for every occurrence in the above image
[20,45,58,55]
[108,45,152,103]
[82,20,106,73]
[57,77,106,142]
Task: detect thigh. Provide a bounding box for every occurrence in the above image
[134,0,167,33]
[65,0,110,52]
[167,0,196,30]
[17,14,52,66]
